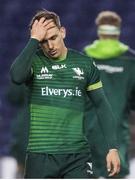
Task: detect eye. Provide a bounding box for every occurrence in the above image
[51,35,57,40]
[41,40,47,44]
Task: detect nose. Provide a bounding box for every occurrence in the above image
[48,41,53,50]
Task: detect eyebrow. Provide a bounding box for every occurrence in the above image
[41,34,58,44]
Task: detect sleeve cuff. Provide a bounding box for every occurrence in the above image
[87,81,103,91]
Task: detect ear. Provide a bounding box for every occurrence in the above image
[60,27,66,39]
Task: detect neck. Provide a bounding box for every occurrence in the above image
[99,35,119,40]
[58,46,68,60]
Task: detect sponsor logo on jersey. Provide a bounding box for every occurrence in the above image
[93,61,97,67]
[97,64,124,73]
[52,64,67,70]
[41,86,82,98]
[36,67,53,79]
[41,67,48,74]
[72,68,84,80]
[86,162,93,174]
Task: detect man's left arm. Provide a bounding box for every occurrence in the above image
[87,87,120,177]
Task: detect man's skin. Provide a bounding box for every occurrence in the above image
[30,17,120,177]
[31,17,67,60]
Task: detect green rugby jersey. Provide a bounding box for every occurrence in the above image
[11,39,102,154]
[28,48,102,153]
[84,40,135,145]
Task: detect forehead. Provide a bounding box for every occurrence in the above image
[45,26,60,39]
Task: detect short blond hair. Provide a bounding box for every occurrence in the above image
[29,9,61,29]
[95,11,122,27]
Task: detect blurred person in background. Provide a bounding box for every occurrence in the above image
[7,82,29,178]
[0,94,18,178]
[83,10,135,178]
[10,9,120,178]
[127,88,135,178]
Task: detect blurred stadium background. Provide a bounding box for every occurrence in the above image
[0,0,135,178]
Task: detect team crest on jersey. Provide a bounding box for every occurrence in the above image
[36,67,53,79]
[72,67,84,80]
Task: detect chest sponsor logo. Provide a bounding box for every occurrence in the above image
[72,68,84,80]
[41,86,82,97]
[52,64,67,70]
[36,67,53,79]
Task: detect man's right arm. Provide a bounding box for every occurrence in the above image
[10,38,39,84]
[10,17,55,84]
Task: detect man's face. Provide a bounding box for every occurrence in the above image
[40,26,66,60]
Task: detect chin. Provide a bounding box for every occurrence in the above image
[51,54,59,59]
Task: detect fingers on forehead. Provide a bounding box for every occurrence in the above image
[43,20,56,27]
[38,17,46,22]
[36,17,53,22]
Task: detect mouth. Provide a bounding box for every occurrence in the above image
[49,50,57,56]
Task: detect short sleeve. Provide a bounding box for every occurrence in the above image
[129,84,135,110]
[129,61,135,110]
[86,60,103,91]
